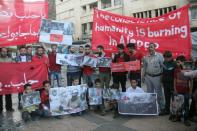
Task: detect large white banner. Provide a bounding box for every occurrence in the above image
[56,53,83,66]
[49,85,87,116]
[21,91,41,108]
[118,93,158,115]
[39,19,73,45]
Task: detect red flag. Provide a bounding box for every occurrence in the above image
[0,61,48,95]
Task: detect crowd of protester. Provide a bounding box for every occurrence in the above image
[0,42,196,127]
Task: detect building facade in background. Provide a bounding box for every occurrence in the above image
[56,0,196,42]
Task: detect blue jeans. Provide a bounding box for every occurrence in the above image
[67,71,81,86]
[50,71,62,87]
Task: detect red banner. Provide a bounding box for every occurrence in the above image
[0,0,48,46]
[92,5,191,59]
[0,61,48,95]
[111,61,140,72]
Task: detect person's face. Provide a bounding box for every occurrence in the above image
[85,47,91,55]
[72,79,79,86]
[128,47,135,53]
[44,83,51,92]
[0,48,8,57]
[148,44,155,54]
[164,57,173,62]
[69,46,75,53]
[27,47,32,54]
[51,45,57,53]
[37,48,44,56]
[79,47,84,53]
[176,60,183,67]
[95,82,101,88]
[97,47,103,53]
[130,80,137,88]
[25,86,32,93]
[19,48,26,56]
[118,48,124,54]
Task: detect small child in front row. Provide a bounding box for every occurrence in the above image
[21,83,41,122]
[40,80,51,117]
[113,77,144,118]
[88,78,106,116]
[71,77,83,116]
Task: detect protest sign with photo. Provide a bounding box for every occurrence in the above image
[80,56,98,67]
[97,57,112,67]
[49,85,87,116]
[21,91,41,108]
[56,53,83,66]
[111,61,140,72]
[102,88,120,100]
[39,19,73,45]
[92,5,191,59]
[118,93,158,115]
[88,88,102,105]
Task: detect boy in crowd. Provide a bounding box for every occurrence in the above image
[40,80,51,117]
[173,55,192,126]
[21,84,41,122]
[126,78,144,93]
[162,51,177,115]
[88,78,106,116]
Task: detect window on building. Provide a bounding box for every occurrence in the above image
[101,0,112,9]
[82,6,86,14]
[114,0,121,6]
[90,2,98,12]
[89,22,93,31]
[82,23,87,34]
[191,7,197,20]
[148,10,152,18]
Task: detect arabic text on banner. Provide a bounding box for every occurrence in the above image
[0,61,48,95]
[0,0,48,46]
[111,61,140,72]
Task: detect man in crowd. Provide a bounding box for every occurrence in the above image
[0,47,14,113]
[15,46,32,109]
[67,46,81,86]
[126,43,143,87]
[32,46,49,67]
[112,44,130,92]
[82,44,96,84]
[142,43,165,115]
[97,45,111,89]
[26,46,33,58]
[43,44,62,87]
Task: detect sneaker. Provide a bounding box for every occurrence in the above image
[184,121,191,127]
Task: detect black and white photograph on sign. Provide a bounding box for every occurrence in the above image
[49,85,87,116]
[56,53,83,66]
[110,89,121,100]
[21,91,41,108]
[39,19,73,45]
[97,57,112,67]
[170,94,184,116]
[88,88,102,105]
[80,56,97,67]
[118,93,158,115]
[103,88,120,100]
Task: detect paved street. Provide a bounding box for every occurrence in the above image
[0,94,196,131]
